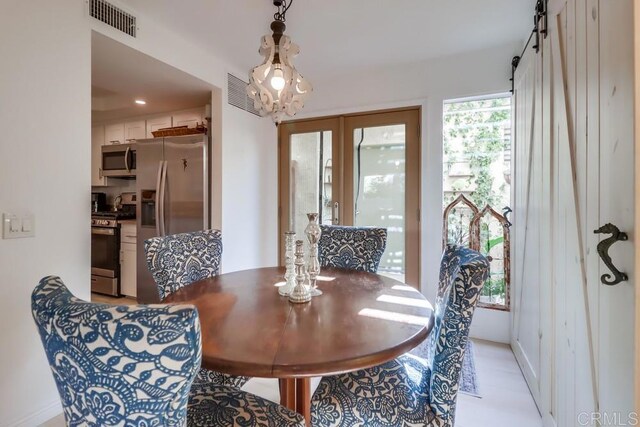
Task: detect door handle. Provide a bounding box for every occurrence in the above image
[159,160,168,236]
[333,201,340,225]
[155,161,163,236]
[594,223,629,286]
[124,147,131,173]
[91,228,115,236]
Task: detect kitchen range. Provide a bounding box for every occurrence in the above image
[90,192,136,297]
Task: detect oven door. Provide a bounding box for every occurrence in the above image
[91,226,120,295]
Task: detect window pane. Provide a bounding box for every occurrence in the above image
[290,131,332,250]
[353,124,406,282]
[443,96,511,308]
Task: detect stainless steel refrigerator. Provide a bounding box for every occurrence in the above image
[136,135,209,303]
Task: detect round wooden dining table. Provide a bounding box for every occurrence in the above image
[164,266,435,425]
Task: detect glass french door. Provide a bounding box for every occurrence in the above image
[278,108,421,288]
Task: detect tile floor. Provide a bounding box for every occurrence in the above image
[41,333,541,426]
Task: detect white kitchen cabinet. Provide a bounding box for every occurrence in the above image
[172,110,203,129]
[91,125,105,186]
[124,120,146,143]
[146,115,172,138]
[120,222,137,298]
[105,123,125,145]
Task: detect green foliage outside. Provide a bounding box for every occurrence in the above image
[480,224,506,305]
[443,97,511,209]
[443,97,511,307]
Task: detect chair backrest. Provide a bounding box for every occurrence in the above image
[145,229,223,301]
[318,225,387,273]
[32,276,201,427]
[424,245,489,425]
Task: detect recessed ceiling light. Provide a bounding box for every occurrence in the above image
[135,99,146,105]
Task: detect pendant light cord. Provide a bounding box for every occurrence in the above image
[274,0,293,22]
[354,128,365,218]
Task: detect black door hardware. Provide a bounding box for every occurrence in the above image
[594,223,629,286]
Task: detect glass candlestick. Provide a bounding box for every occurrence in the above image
[289,240,312,304]
[305,213,323,296]
[279,231,296,296]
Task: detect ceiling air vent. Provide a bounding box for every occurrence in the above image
[89,0,137,38]
[228,74,261,117]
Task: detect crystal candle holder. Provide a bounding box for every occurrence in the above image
[289,240,312,304]
[305,213,323,296]
[279,231,296,296]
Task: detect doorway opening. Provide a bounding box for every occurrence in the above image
[91,30,214,303]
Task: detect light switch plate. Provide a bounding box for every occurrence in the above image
[3,213,35,239]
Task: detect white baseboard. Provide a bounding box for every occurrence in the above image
[8,400,62,427]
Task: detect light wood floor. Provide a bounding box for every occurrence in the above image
[41,335,541,427]
[455,339,542,427]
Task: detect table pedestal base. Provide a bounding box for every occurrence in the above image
[279,378,311,426]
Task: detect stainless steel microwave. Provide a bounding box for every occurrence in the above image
[102,144,136,178]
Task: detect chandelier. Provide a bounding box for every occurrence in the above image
[247,0,312,123]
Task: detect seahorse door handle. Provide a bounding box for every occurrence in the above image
[593,223,629,286]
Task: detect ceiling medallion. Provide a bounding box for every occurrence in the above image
[247,0,312,124]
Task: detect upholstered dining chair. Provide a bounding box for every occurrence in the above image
[145,229,249,389]
[310,245,490,427]
[32,276,305,427]
[318,225,387,273]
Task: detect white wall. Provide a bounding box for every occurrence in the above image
[221,107,278,271]
[0,1,279,424]
[295,43,520,344]
[0,1,91,425]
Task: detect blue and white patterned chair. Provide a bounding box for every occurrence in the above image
[32,276,305,427]
[144,229,224,302]
[32,275,200,426]
[318,225,387,273]
[187,382,305,426]
[145,229,249,389]
[310,245,490,427]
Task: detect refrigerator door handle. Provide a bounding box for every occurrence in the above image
[159,160,168,236]
[155,161,164,236]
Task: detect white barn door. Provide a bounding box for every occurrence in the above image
[512,0,635,425]
[511,40,545,408]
